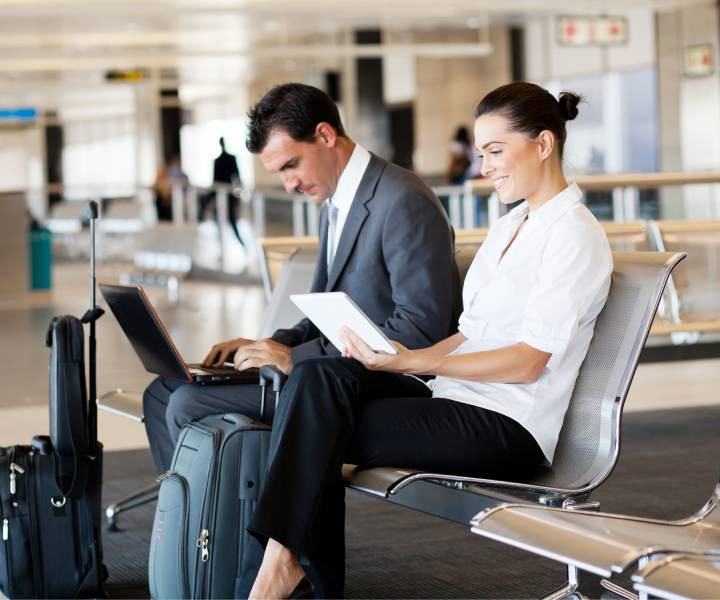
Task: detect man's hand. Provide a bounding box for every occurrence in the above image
[233,339,293,375]
[202,337,253,367]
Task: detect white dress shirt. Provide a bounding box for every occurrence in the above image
[430,183,613,463]
[326,143,371,266]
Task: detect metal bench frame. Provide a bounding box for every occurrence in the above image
[632,551,720,600]
[342,252,686,525]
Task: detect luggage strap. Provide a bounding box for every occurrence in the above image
[81,308,105,324]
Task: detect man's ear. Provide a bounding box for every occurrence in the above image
[537,130,555,161]
[316,122,337,147]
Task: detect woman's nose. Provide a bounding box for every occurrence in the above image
[480,158,491,177]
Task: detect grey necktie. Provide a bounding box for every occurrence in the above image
[326,201,340,269]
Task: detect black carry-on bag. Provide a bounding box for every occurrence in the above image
[148,366,286,599]
[0,201,106,599]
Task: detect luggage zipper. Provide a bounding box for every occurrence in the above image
[1,515,11,597]
[192,424,221,599]
[9,462,24,497]
[25,451,44,598]
[196,529,209,563]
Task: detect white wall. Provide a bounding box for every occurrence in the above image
[414,27,512,176]
[525,9,656,81]
[659,4,720,219]
[0,128,35,192]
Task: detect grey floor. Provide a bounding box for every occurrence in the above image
[3,260,720,598]
[101,404,720,599]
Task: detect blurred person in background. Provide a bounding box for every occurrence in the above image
[153,155,188,221]
[200,136,245,245]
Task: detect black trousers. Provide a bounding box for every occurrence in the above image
[143,377,266,473]
[248,357,544,598]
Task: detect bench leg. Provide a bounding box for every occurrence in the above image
[542,566,588,600]
[105,481,160,530]
[600,579,638,600]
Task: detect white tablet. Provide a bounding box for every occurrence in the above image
[290,292,398,355]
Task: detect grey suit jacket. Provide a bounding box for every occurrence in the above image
[271,152,461,364]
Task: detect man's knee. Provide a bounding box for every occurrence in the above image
[165,384,201,441]
[143,376,174,424]
[291,357,356,383]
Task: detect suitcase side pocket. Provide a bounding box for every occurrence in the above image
[235,429,272,599]
[149,474,190,600]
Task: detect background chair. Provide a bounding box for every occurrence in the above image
[632,552,720,600]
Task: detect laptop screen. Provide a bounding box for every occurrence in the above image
[99,283,191,382]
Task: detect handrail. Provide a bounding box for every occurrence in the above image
[463,171,720,227]
[464,171,720,194]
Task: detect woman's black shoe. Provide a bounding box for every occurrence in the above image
[289,577,315,599]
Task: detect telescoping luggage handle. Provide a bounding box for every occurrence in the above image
[82,200,104,454]
[258,365,286,423]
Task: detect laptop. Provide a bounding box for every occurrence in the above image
[99,283,259,385]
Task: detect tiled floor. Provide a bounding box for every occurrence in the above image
[1,259,719,451]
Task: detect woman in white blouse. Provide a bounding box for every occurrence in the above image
[247,82,613,599]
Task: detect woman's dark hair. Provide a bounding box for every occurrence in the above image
[246,83,346,153]
[473,81,582,158]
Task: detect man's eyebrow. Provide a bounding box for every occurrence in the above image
[479,141,506,150]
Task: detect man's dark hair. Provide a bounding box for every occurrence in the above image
[246,83,346,154]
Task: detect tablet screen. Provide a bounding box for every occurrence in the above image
[290,292,398,355]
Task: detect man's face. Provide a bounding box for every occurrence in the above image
[259,128,337,204]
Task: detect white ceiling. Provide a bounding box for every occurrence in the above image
[0,0,711,110]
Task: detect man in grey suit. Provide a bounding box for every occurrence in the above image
[143,83,460,476]
[143,82,460,597]
[145,86,461,594]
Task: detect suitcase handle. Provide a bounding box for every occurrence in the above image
[258,365,286,423]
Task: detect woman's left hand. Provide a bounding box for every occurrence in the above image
[339,327,415,373]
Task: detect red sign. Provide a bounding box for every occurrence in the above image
[557,16,628,46]
[685,44,715,77]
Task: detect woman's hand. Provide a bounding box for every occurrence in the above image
[339,326,418,373]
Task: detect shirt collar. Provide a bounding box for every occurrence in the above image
[508,182,583,226]
[328,143,371,213]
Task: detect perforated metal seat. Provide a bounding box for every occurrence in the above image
[632,553,720,600]
[471,488,720,578]
[343,252,686,526]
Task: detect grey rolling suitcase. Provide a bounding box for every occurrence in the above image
[148,367,285,599]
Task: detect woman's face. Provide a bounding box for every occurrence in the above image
[474,112,544,205]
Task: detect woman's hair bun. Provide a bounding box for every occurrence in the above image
[558,91,581,121]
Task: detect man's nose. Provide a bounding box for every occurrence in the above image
[281,172,298,193]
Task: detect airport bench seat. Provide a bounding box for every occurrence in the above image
[337,252,685,528]
[632,553,720,600]
[471,489,720,579]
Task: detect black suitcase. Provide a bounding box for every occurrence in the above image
[148,367,285,599]
[0,201,106,599]
[0,438,104,599]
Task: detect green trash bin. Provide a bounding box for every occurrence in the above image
[29,226,52,290]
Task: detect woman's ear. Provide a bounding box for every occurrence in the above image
[315,122,337,147]
[537,130,555,161]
